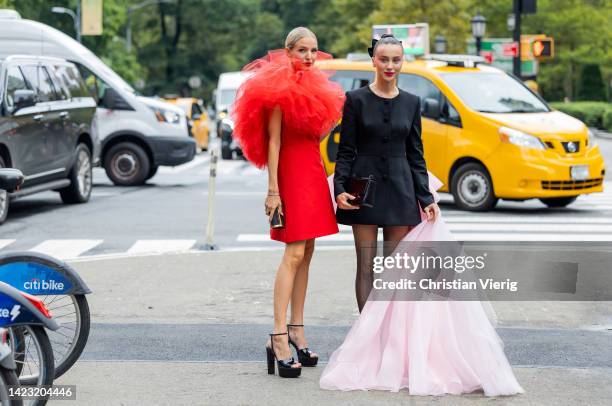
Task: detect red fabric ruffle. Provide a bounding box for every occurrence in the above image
[232,49,345,168]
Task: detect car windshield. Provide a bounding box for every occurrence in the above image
[220,88,237,106]
[440,72,549,113]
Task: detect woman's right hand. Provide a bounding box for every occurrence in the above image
[265,195,283,222]
[336,192,359,210]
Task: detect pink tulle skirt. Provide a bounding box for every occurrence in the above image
[320,173,525,396]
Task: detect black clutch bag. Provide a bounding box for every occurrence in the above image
[270,206,285,229]
[346,175,376,208]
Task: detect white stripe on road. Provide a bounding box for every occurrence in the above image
[127,239,197,254]
[158,154,210,174]
[0,240,15,250]
[29,239,103,260]
[237,232,612,242]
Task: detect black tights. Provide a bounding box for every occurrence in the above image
[352,225,414,313]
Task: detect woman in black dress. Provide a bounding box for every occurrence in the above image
[334,34,440,312]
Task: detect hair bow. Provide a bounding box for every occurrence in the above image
[367,38,378,57]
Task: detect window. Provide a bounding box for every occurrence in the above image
[191,102,204,118]
[5,66,29,110]
[328,70,374,92]
[20,65,59,102]
[440,72,549,113]
[52,64,90,98]
[398,74,442,106]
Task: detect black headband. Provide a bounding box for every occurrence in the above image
[368,36,403,57]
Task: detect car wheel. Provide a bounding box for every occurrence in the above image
[145,165,159,181]
[0,156,8,225]
[59,143,93,204]
[104,142,150,186]
[451,162,498,211]
[539,196,578,208]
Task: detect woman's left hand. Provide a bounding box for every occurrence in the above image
[423,203,440,221]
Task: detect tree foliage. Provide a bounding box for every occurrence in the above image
[2,0,609,102]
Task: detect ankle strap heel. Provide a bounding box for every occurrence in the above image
[266,332,301,378]
[287,324,319,367]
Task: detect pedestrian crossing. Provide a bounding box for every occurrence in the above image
[237,185,612,243]
[0,239,201,261]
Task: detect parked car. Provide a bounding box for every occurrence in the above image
[213,71,249,160]
[317,55,606,211]
[0,55,99,224]
[163,97,210,151]
[0,10,196,186]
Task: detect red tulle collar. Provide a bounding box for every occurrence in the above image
[241,49,334,82]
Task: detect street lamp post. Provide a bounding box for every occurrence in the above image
[52,6,81,43]
[126,0,175,53]
[471,12,486,56]
[434,35,447,54]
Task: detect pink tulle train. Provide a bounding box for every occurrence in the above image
[321,173,525,396]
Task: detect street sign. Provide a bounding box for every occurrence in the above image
[372,24,430,56]
[467,38,537,77]
[81,0,102,36]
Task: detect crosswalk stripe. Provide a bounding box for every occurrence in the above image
[0,240,15,250]
[127,240,197,254]
[236,232,612,242]
[158,154,210,174]
[29,239,103,260]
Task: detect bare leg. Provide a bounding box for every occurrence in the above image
[289,239,317,357]
[268,240,306,367]
[352,224,378,313]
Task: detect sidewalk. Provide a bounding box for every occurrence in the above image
[54,249,612,405]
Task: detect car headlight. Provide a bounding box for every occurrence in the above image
[149,107,181,124]
[587,129,597,147]
[498,126,546,150]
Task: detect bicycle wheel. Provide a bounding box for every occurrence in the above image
[40,295,90,378]
[0,365,23,406]
[37,295,90,379]
[8,325,53,406]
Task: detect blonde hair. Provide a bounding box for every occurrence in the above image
[285,27,317,49]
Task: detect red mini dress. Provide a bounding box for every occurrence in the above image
[233,50,344,243]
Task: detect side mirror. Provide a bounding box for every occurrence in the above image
[423,98,440,120]
[12,89,37,113]
[101,87,118,109]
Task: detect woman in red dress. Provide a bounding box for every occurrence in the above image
[233,27,344,378]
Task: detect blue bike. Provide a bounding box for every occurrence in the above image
[0,169,91,381]
[0,281,59,406]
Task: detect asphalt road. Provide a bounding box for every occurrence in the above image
[0,135,611,259]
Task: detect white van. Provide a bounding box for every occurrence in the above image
[0,11,196,185]
[214,71,249,159]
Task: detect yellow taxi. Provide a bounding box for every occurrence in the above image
[163,96,210,151]
[317,55,606,211]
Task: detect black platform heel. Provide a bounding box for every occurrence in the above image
[266,332,301,378]
[287,324,319,367]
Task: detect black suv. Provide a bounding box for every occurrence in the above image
[0,55,99,224]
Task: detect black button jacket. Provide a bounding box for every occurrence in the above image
[334,85,434,226]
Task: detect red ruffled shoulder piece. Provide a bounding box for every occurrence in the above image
[232,49,345,168]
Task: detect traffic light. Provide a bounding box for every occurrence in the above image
[532,38,554,59]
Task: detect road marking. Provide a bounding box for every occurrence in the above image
[29,239,103,260]
[0,240,15,250]
[127,240,197,255]
[158,154,210,174]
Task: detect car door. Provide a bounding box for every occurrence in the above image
[20,63,66,179]
[398,74,448,180]
[2,64,49,179]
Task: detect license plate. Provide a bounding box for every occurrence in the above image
[570,165,589,180]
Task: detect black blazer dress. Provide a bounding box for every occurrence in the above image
[333,85,435,226]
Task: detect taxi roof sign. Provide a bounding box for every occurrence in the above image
[372,23,430,56]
